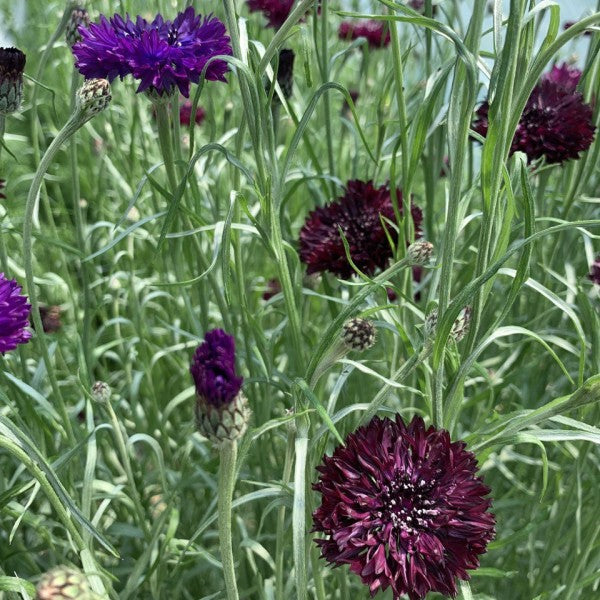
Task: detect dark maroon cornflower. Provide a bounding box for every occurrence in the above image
[589,255,600,285]
[190,329,243,408]
[262,278,282,301]
[247,0,295,28]
[338,20,391,48]
[247,0,318,29]
[0,273,32,353]
[299,180,422,279]
[564,21,593,36]
[542,62,581,92]
[72,8,232,97]
[473,64,595,164]
[312,415,495,600]
[179,99,205,126]
[408,0,438,15]
[38,305,62,334]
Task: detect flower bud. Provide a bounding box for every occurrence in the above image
[36,566,93,600]
[66,7,90,47]
[75,78,111,121]
[451,306,471,342]
[191,329,250,444]
[195,391,250,444]
[342,317,376,351]
[424,306,472,342]
[407,240,434,265]
[91,381,111,404]
[0,47,26,114]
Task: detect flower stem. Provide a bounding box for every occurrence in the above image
[218,440,240,600]
[292,416,309,600]
[23,115,82,443]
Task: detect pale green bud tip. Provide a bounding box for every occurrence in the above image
[343,317,376,351]
[76,79,111,118]
[36,566,91,600]
[407,240,434,265]
[91,381,111,404]
[195,392,250,444]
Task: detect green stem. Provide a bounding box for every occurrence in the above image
[292,416,309,600]
[275,424,295,600]
[23,116,82,443]
[105,400,150,537]
[69,70,93,379]
[218,440,240,600]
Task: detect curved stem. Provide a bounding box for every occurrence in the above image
[23,115,82,443]
[218,440,240,600]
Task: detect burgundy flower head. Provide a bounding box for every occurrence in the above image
[542,62,581,92]
[247,0,320,29]
[73,8,232,97]
[473,63,595,164]
[179,99,205,126]
[338,20,391,48]
[312,415,495,600]
[190,329,243,407]
[589,255,600,285]
[0,273,32,353]
[299,180,422,279]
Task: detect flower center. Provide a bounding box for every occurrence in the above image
[379,473,440,539]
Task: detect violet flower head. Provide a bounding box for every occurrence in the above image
[299,180,422,279]
[73,8,232,97]
[0,273,32,353]
[190,329,243,407]
[473,63,595,165]
[312,415,496,600]
[338,20,391,48]
[589,255,600,285]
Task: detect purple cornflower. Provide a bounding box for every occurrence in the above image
[72,8,232,97]
[190,329,243,407]
[473,63,595,164]
[589,255,600,285]
[312,415,495,600]
[0,273,32,353]
[338,20,391,48]
[299,180,423,279]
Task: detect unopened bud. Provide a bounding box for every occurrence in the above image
[424,306,472,342]
[342,317,376,351]
[407,240,434,265]
[0,47,26,114]
[91,381,111,404]
[76,78,111,121]
[66,7,90,47]
[36,566,92,600]
[451,306,471,342]
[195,391,250,444]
